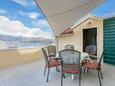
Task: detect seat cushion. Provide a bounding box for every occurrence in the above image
[47,60,60,67]
[82,62,98,69]
[63,70,80,73]
[63,64,79,69]
[63,64,80,73]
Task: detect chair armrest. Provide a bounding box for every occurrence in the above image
[90,53,95,55]
[49,57,60,61]
[48,55,55,57]
[89,54,97,58]
[89,55,100,60]
[53,58,60,60]
[89,55,100,59]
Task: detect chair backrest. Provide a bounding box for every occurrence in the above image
[59,49,81,70]
[85,45,96,55]
[98,49,105,66]
[42,48,48,64]
[47,46,56,57]
[65,45,74,50]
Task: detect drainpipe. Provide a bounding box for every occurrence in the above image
[55,36,59,52]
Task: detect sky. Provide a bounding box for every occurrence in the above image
[0,0,115,39]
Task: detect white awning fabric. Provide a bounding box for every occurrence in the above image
[35,0,104,36]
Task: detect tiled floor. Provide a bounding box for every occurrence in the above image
[0,60,114,86]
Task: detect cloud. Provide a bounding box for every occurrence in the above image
[102,12,115,18]
[19,11,40,19]
[0,16,53,39]
[12,0,36,7]
[36,19,51,29]
[18,11,51,30]
[0,9,7,14]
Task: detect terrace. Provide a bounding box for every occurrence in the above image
[0,59,114,86]
[0,0,115,86]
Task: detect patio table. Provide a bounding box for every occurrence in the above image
[56,52,89,61]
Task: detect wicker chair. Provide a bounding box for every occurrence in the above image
[42,48,60,82]
[65,45,74,50]
[85,45,97,60]
[82,49,105,86]
[47,45,60,60]
[47,45,56,57]
[59,49,81,86]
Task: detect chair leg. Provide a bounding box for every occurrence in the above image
[46,68,50,82]
[44,65,46,75]
[99,70,103,79]
[97,70,102,86]
[79,70,81,86]
[63,73,66,79]
[61,72,63,86]
[56,66,60,72]
[83,67,86,74]
[87,68,89,72]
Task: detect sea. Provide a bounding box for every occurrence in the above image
[0,40,53,50]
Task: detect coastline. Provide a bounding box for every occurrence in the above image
[0,47,43,69]
[0,46,42,51]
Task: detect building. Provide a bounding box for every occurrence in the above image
[103,16,115,64]
[56,16,103,58]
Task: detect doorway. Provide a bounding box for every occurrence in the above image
[83,28,97,55]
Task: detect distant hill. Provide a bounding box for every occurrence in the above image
[0,35,54,48]
[0,35,53,41]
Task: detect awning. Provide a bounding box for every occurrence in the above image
[35,0,104,36]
